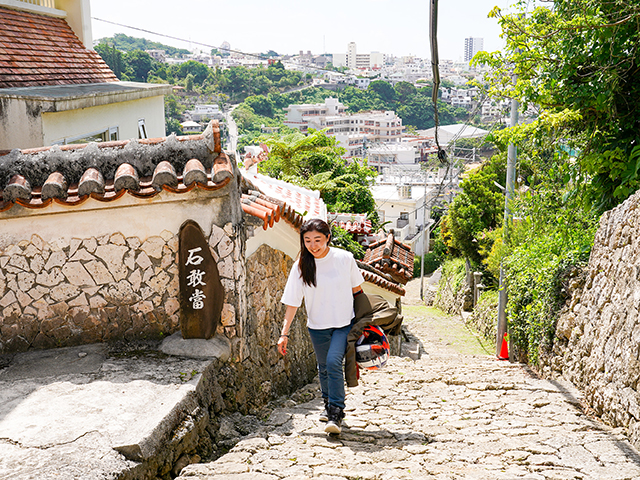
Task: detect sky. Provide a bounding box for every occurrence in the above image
[90,0,516,61]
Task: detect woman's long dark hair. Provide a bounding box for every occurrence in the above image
[299,219,331,287]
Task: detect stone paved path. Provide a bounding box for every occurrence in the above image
[177,281,640,480]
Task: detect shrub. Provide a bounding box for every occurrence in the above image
[413,253,441,278]
[434,258,468,314]
[505,227,595,366]
[330,224,365,260]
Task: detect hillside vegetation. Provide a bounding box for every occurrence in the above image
[438,0,639,366]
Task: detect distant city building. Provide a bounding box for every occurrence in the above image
[145,50,166,62]
[421,124,489,146]
[291,50,330,69]
[464,37,484,63]
[180,121,203,133]
[283,98,403,157]
[332,42,385,70]
[220,41,231,55]
[185,104,224,122]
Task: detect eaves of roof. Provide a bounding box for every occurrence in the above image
[0,122,232,213]
[362,233,415,284]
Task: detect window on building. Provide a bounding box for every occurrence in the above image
[53,126,119,145]
[400,212,409,220]
[138,119,148,139]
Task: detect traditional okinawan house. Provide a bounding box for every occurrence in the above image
[362,232,415,285]
[327,212,378,246]
[0,121,242,354]
[0,0,172,151]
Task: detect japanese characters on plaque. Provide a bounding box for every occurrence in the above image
[178,220,224,339]
[185,247,206,309]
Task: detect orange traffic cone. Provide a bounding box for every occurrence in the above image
[498,333,509,360]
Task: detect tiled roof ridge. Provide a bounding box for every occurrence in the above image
[356,260,406,296]
[0,6,118,88]
[328,212,373,235]
[362,232,415,284]
[240,190,304,231]
[366,233,412,253]
[0,122,232,211]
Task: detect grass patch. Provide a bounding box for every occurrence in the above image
[402,305,493,356]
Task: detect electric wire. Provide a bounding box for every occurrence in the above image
[92,17,349,77]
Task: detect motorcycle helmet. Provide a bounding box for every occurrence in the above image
[355,325,390,370]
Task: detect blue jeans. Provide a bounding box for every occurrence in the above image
[308,323,351,409]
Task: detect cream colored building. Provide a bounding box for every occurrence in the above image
[0,0,171,151]
[284,98,403,158]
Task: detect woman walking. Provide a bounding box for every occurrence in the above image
[278,219,364,434]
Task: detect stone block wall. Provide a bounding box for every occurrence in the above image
[542,190,640,449]
[0,222,244,356]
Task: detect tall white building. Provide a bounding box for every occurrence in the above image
[464,37,484,63]
[333,42,385,70]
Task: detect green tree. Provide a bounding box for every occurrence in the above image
[257,130,378,218]
[368,80,396,104]
[394,81,417,102]
[244,95,275,118]
[124,50,154,82]
[166,118,183,136]
[177,61,210,84]
[185,73,195,92]
[95,43,125,79]
[442,157,506,265]
[477,0,640,211]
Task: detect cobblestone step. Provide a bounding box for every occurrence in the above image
[177,309,640,480]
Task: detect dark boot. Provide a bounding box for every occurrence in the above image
[324,405,344,434]
[319,398,329,422]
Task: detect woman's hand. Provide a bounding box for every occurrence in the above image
[277,335,288,356]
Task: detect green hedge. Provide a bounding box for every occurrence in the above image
[505,230,594,366]
[413,252,442,278]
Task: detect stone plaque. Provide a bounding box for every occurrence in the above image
[179,220,224,339]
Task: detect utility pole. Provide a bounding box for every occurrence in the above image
[419,171,429,300]
[495,90,519,359]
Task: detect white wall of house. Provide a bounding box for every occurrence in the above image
[42,95,166,145]
[0,97,44,150]
[0,85,170,150]
[56,0,92,48]
[246,221,299,259]
[332,53,347,68]
[0,189,230,250]
[372,184,429,244]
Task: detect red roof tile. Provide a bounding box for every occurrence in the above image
[0,122,230,210]
[242,171,326,220]
[328,213,373,235]
[362,233,415,284]
[0,7,117,88]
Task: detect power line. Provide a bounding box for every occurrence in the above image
[92,17,349,77]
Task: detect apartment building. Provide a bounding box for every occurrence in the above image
[464,37,484,63]
[332,42,386,70]
[284,98,403,158]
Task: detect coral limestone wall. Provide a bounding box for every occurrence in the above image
[0,221,244,356]
[544,190,640,448]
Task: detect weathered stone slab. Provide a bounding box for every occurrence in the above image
[178,220,224,339]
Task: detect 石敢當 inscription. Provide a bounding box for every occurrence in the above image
[178,220,224,339]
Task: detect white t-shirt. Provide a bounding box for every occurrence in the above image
[281,247,365,330]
